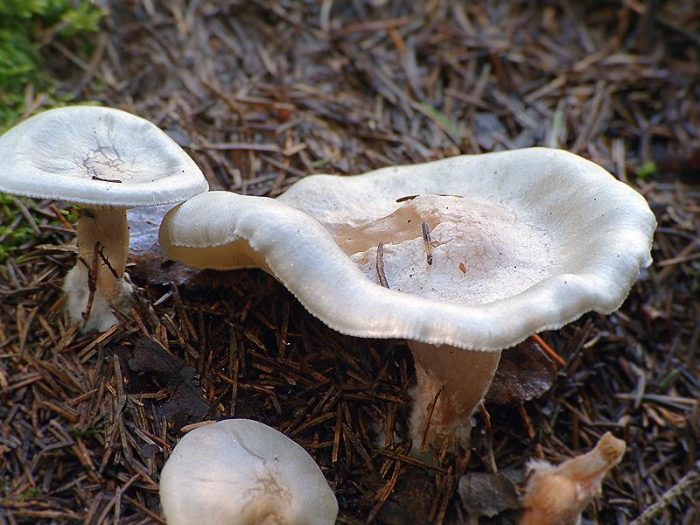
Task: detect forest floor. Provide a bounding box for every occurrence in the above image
[1,1,699,524]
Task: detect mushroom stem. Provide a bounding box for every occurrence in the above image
[408,341,501,452]
[63,205,133,332]
[77,206,129,278]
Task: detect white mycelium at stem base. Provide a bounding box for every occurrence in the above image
[159,148,656,453]
[63,206,133,332]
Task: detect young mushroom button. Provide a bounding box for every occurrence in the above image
[0,106,208,332]
[521,432,626,525]
[159,419,339,525]
[159,148,656,452]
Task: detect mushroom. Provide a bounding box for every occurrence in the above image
[0,106,208,331]
[159,148,655,451]
[159,419,339,525]
[520,432,626,525]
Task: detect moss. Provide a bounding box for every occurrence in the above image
[0,0,103,131]
[69,424,102,439]
[635,160,657,180]
[0,194,77,264]
[16,487,42,501]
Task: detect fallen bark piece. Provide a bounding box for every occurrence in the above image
[521,432,626,525]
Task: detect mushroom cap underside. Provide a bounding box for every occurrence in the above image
[0,106,208,207]
[160,148,656,351]
[159,419,338,525]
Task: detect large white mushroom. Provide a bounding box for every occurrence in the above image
[0,106,208,332]
[159,148,655,451]
[159,419,339,525]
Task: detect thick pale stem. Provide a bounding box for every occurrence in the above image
[77,205,128,279]
[63,206,133,331]
[408,341,501,452]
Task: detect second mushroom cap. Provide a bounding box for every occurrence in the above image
[159,419,338,525]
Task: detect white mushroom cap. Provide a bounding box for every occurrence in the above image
[161,148,655,451]
[0,105,208,206]
[159,148,655,352]
[159,419,338,525]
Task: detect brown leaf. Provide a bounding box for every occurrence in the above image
[118,338,214,428]
[485,339,558,405]
[128,250,196,286]
[127,205,197,286]
[458,471,521,522]
[377,465,435,525]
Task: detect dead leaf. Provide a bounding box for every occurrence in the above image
[127,204,198,286]
[377,465,435,525]
[128,250,196,286]
[116,338,214,428]
[485,339,558,405]
[128,205,173,256]
[458,471,521,523]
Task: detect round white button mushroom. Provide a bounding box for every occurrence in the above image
[159,419,339,525]
[158,148,655,452]
[0,106,208,332]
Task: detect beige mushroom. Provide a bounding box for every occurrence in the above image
[159,419,338,525]
[0,106,208,331]
[159,148,655,451]
[520,432,626,525]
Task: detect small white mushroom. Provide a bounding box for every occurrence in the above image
[159,419,339,525]
[0,106,208,331]
[159,148,655,451]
